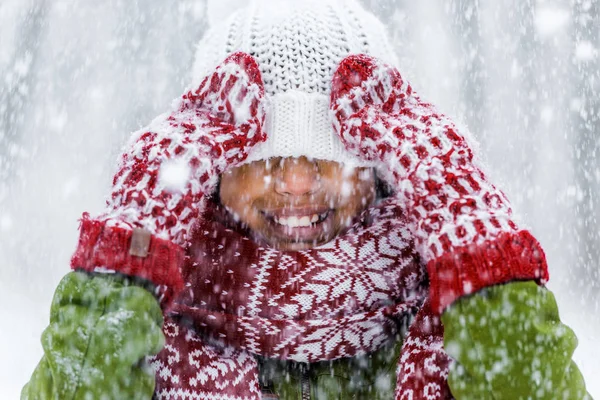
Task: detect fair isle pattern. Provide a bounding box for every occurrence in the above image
[70,53,549,398]
[330,54,548,313]
[396,300,453,400]
[173,198,427,363]
[151,318,262,400]
[330,55,516,260]
[71,52,267,303]
[150,199,454,399]
[100,52,265,246]
[150,309,453,400]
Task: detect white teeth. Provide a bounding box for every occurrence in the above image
[299,216,311,226]
[274,213,325,228]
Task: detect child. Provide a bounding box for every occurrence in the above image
[22,1,591,399]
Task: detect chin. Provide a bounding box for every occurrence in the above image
[265,238,332,251]
[250,221,340,251]
[245,208,342,251]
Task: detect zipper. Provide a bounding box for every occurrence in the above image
[301,366,311,400]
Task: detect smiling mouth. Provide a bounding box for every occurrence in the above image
[260,207,334,243]
[270,211,330,228]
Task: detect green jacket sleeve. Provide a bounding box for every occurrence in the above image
[21,271,165,400]
[442,281,592,400]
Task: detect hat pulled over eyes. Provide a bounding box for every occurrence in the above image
[192,0,399,166]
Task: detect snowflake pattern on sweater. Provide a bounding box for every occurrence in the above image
[151,319,262,400]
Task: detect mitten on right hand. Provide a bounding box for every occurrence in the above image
[71,52,266,305]
[21,271,164,400]
[330,55,548,314]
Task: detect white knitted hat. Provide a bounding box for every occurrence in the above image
[193,0,399,165]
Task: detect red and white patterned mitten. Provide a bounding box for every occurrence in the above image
[71,52,266,305]
[330,54,549,314]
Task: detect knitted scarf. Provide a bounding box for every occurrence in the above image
[148,198,454,399]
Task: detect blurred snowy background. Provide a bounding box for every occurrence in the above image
[1,0,598,398]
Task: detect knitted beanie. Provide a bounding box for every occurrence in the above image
[192,0,399,165]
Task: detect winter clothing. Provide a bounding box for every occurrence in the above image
[21,272,164,400]
[330,54,548,314]
[23,51,586,399]
[22,1,591,397]
[193,0,399,166]
[22,274,591,399]
[62,48,552,393]
[147,198,440,398]
[170,198,425,363]
[70,52,267,307]
[442,281,592,400]
[257,337,403,399]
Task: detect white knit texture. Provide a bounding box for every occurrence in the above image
[245,91,365,165]
[192,0,399,164]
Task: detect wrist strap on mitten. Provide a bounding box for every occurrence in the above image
[70,213,185,304]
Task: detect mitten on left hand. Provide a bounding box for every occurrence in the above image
[330,54,548,314]
[71,52,266,306]
[442,281,592,400]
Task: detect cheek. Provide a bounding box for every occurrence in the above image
[346,182,375,211]
[219,172,270,222]
[219,174,238,209]
[322,175,376,214]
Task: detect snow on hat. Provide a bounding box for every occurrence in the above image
[193,0,399,166]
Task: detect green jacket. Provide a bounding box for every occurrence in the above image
[22,272,592,399]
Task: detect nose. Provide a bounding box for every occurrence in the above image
[274,157,321,197]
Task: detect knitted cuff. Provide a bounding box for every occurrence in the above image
[427,230,549,314]
[70,214,186,305]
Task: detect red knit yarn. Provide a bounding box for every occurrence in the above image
[428,230,548,312]
[70,52,267,307]
[67,53,551,399]
[330,54,549,314]
[70,214,185,305]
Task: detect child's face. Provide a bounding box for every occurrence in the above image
[219,157,376,250]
